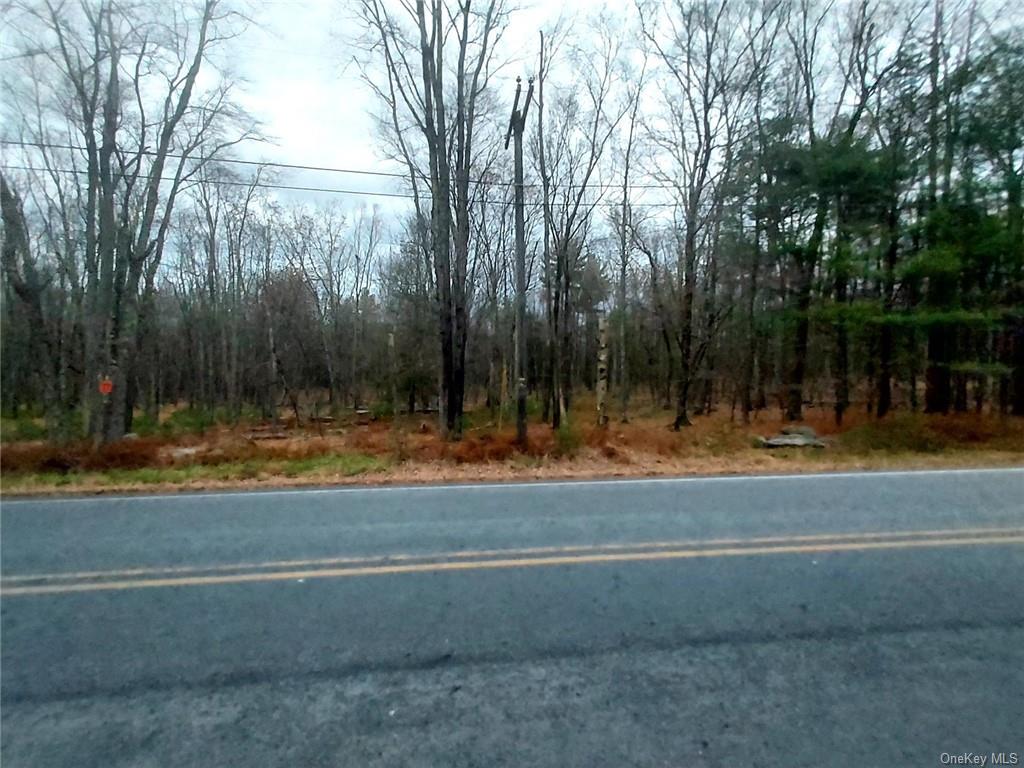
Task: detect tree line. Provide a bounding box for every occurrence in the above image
[2,0,1022,444]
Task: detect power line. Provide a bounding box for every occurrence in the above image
[1,139,412,182]
[0,137,688,194]
[0,164,417,201]
[1,163,680,209]
[1,160,928,214]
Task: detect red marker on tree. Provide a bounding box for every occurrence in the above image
[98,377,113,396]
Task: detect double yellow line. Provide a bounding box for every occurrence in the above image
[3,526,1023,597]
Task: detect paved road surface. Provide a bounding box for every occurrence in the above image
[2,468,1023,767]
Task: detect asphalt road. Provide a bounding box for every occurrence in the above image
[2,468,1023,767]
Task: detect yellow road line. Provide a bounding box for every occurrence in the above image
[5,526,1022,585]
[3,534,1022,597]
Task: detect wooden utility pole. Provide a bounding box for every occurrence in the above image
[506,76,534,447]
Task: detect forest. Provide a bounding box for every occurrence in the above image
[1,0,1022,455]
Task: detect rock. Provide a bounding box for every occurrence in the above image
[758,434,826,449]
[167,446,202,460]
[780,424,818,438]
[122,432,139,440]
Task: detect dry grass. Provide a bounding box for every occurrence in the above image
[1,396,1022,497]
[1,437,166,474]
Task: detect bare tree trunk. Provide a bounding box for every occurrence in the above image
[786,200,826,422]
[617,58,645,424]
[877,186,900,418]
[786,256,814,422]
[264,307,278,424]
[596,311,609,426]
[674,228,696,430]
[833,202,851,426]
[559,249,574,418]
[537,33,559,430]
[388,331,399,419]
[1007,170,1024,416]
[352,286,362,408]
[742,214,761,424]
[924,0,952,414]
[0,175,64,437]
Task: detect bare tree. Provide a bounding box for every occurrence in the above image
[613,44,648,423]
[1,174,65,435]
[643,0,751,428]
[535,13,628,427]
[6,0,255,441]
[360,0,507,439]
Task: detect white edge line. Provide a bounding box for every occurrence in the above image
[2,466,1022,506]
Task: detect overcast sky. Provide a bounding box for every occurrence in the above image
[0,0,611,249]
[227,0,574,218]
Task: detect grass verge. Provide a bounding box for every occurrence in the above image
[2,447,1020,497]
[1,452,387,494]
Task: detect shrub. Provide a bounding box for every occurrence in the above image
[77,438,164,471]
[131,413,160,437]
[161,408,215,436]
[0,415,48,443]
[554,423,582,458]
[371,401,395,421]
[389,428,410,463]
[838,415,946,453]
[449,432,517,463]
[0,436,164,474]
[1,442,73,473]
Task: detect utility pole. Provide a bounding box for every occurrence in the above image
[506,76,534,447]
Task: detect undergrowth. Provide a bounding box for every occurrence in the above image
[837,413,1024,454]
[2,452,386,491]
[0,415,48,442]
[2,403,1020,494]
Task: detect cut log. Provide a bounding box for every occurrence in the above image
[245,432,288,441]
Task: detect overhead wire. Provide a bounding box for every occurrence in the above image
[3,139,941,211]
[0,138,688,195]
[0,162,682,209]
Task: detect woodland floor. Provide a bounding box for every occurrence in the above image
[2,396,1022,496]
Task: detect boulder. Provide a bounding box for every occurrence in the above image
[780,424,818,438]
[167,446,202,460]
[757,434,826,449]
